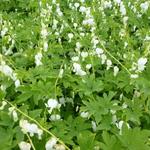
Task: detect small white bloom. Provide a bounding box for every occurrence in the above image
[19,119,43,138]
[71,56,79,62]
[73,63,86,76]
[137,57,147,71]
[130,74,139,79]
[45,137,57,150]
[140,2,149,12]
[103,1,112,9]
[41,27,48,39]
[122,103,127,109]
[68,33,74,39]
[79,6,86,13]
[113,66,119,76]
[47,99,59,109]
[0,63,13,77]
[0,101,7,110]
[43,41,48,52]
[73,23,78,28]
[15,79,20,88]
[74,3,80,8]
[116,120,130,134]
[55,144,66,150]
[80,112,89,118]
[58,69,64,78]
[81,51,88,58]
[35,52,42,66]
[120,3,126,15]
[12,110,18,122]
[101,54,107,64]
[8,107,18,122]
[37,129,43,140]
[106,59,112,70]
[18,141,31,150]
[91,121,97,132]
[50,114,61,121]
[1,27,8,37]
[114,0,121,5]
[83,18,94,26]
[86,64,92,70]
[76,42,82,50]
[95,48,104,56]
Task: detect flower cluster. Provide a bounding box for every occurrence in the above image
[45,137,65,150]
[130,57,147,78]
[19,119,43,139]
[0,59,20,88]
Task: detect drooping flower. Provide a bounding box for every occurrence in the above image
[130,74,139,79]
[18,141,31,150]
[106,59,112,70]
[113,66,119,76]
[80,112,89,118]
[35,52,42,66]
[45,137,57,150]
[19,119,43,139]
[0,101,7,110]
[45,99,61,114]
[137,57,147,71]
[50,114,61,121]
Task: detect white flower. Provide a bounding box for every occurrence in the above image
[140,2,149,12]
[103,1,112,9]
[15,79,20,88]
[18,141,31,150]
[71,56,79,62]
[50,114,61,121]
[45,137,57,150]
[101,54,107,64]
[79,6,86,13]
[8,107,18,122]
[113,66,119,76]
[28,123,39,136]
[1,27,8,37]
[120,3,126,15]
[73,63,86,76]
[74,3,80,8]
[43,41,48,52]
[83,18,94,26]
[19,119,43,139]
[91,121,97,132]
[130,74,139,79]
[68,33,74,39]
[80,112,89,118]
[35,52,42,66]
[86,64,92,70]
[37,129,43,140]
[0,62,13,77]
[41,27,48,39]
[137,57,147,71]
[116,120,130,134]
[81,51,88,58]
[55,144,66,150]
[114,0,121,5]
[76,42,82,50]
[106,59,112,70]
[58,69,64,78]
[0,101,7,110]
[73,23,78,28]
[95,48,104,56]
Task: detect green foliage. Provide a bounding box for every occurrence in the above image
[0,0,150,150]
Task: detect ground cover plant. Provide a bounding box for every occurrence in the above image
[0,0,150,150]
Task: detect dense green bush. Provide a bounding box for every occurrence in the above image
[0,0,150,150]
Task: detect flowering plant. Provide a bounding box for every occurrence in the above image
[0,0,150,150]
